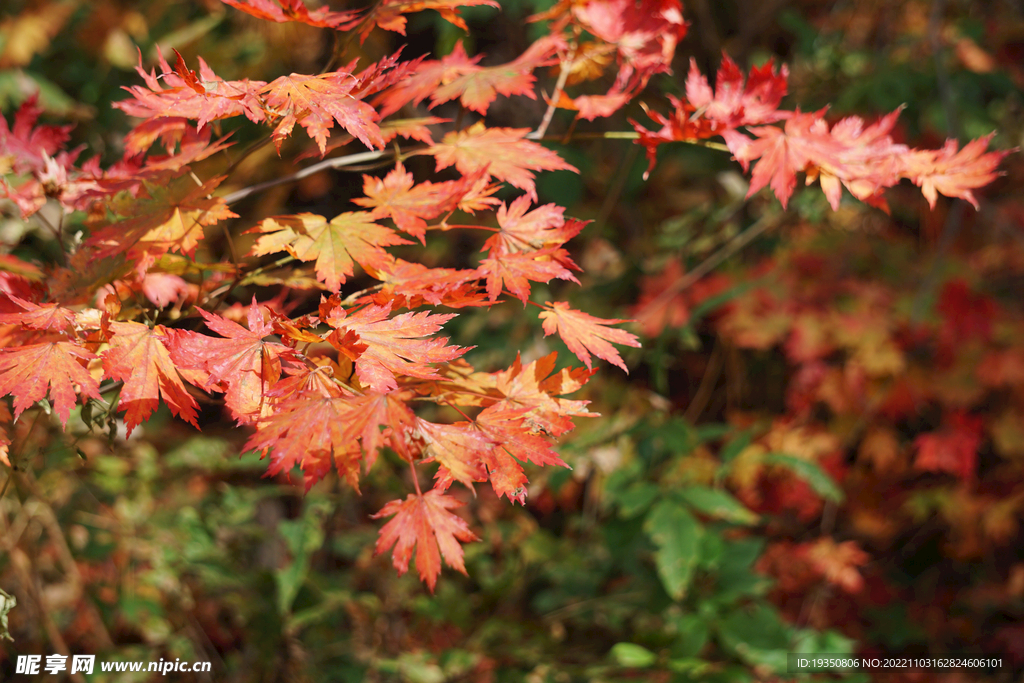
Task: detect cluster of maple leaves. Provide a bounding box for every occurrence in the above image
[0,0,1008,590]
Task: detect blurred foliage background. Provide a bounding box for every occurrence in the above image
[2,0,1024,681]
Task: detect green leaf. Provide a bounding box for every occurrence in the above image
[676,486,760,525]
[616,482,660,518]
[275,502,328,616]
[670,613,710,658]
[610,642,657,668]
[763,453,844,503]
[644,500,703,600]
[719,429,754,465]
[717,603,791,672]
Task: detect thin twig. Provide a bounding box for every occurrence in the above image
[528,43,577,141]
[221,149,389,205]
[636,211,780,318]
[220,132,728,208]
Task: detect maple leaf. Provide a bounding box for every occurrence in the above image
[352,162,468,241]
[427,122,577,201]
[372,487,480,592]
[0,94,72,174]
[685,53,789,130]
[362,258,483,309]
[539,301,641,372]
[914,412,984,481]
[0,338,102,426]
[569,0,687,77]
[427,37,561,115]
[477,247,579,304]
[164,299,298,424]
[325,303,469,392]
[440,352,596,438]
[476,402,568,471]
[246,395,363,488]
[481,196,585,255]
[418,418,492,489]
[87,172,237,265]
[479,447,529,505]
[219,0,360,29]
[900,133,1009,209]
[361,0,500,41]
[247,212,409,292]
[261,72,383,154]
[805,538,870,593]
[101,321,199,435]
[115,50,267,129]
[733,110,839,208]
[0,296,76,332]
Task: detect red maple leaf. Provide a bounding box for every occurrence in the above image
[101,321,200,435]
[0,338,102,426]
[427,122,577,201]
[0,94,72,174]
[325,302,469,392]
[219,0,360,29]
[0,296,76,332]
[684,53,789,130]
[372,487,480,592]
[914,412,984,481]
[539,301,640,372]
[568,0,687,77]
[115,50,267,129]
[164,299,298,424]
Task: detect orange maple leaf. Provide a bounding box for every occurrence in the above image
[352,162,469,241]
[0,338,102,426]
[478,248,579,304]
[102,321,199,435]
[427,37,561,115]
[248,212,409,292]
[219,0,360,29]
[325,303,469,392]
[362,258,483,309]
[481,196,586,255]
[261,72,384,154]
[372,487,480,592]
[418,418,492,489]
[427,122,577,201]
[87,172,237,263]
[539,301,640,372]
[361,0,499,40]
[901,133,1009,209]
